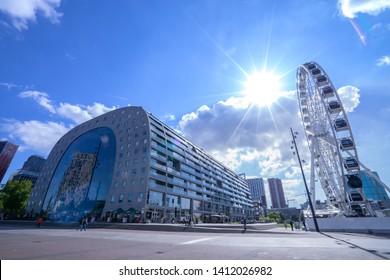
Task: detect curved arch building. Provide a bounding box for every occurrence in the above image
[26,106,253,223]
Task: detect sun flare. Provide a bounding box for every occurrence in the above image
[243,71,282,106]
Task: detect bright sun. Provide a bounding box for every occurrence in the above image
[243,71,282,106]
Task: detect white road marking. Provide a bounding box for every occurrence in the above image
[180,236,221,245]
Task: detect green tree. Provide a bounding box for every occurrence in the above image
[267,211,283,223]
[0,180,32,219]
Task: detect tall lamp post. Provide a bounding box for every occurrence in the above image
[290,127,320,232]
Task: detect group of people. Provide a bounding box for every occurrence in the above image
[285,220,306,231]
[35,216,88,231]
[181,217,199,226]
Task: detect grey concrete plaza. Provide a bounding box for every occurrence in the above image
[1,221,389,260]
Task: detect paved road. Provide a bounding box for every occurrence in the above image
[1,223,389,260]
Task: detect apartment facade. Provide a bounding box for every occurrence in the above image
[26,106,253,222]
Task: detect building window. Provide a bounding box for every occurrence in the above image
[165,194,179,208]
[110,194,116,203]
[119,194,124,203]
[137,192,143,202]
[127,193,134,202]
[147,191,163,206]
[181,197,191,210]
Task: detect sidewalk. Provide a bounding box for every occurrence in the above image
[1,220,291,234]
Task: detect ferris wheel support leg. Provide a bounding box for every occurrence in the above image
[310,153,316,211]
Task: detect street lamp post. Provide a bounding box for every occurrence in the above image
[290,127,320,232]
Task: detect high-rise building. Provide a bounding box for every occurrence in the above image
[268,178,287,209]
[246,177,267,207]
[0,141,18,183]
[246,178,267,220]
[10,155,46,187]
[26,106,253,222]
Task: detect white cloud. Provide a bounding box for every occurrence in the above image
[0,82,18,89]
[161,113,176,122]
[0,91,118,155]
[178,93,303,177]
[339,0,390,18]
[337,86,361,113]
[377,55,390,66]
[0,0,62,31]
[177,85,359,202]
[56,102,117,124]
[19,91,117,124]
[19,91,56,113]
[1,119,71,154]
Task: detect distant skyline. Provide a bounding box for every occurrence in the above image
[1,0,390,207]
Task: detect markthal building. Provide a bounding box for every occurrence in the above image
[26,106,253,223]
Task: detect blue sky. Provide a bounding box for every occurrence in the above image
[1,0,390,207]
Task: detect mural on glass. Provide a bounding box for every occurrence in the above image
[43,127,116,222]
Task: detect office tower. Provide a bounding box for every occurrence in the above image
[0,141,18,183]
[268,178,287,208]
[10,155,46,187]
[246,177,267,207]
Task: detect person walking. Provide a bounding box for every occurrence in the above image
[82,217,88,231]
[290,220,294,231]
[36,217,43,228]
[242,217,247,232]
[78,217,87,231]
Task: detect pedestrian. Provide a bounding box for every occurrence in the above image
[242,217,247,231]
[284,221,288,230]
[76,218,84,231]
[302,220,307,231]
[82,217,88,231]
[290,220,294,231]
[36,217,43,228]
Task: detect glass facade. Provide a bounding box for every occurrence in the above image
[42,127,116,222]
[347,171,389,201]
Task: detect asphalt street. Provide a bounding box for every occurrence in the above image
[1,223,389,260]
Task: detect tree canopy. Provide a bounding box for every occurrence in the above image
[267,211,285,223]
[0,180,32,219]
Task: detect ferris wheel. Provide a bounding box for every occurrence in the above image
[296,61,369,217]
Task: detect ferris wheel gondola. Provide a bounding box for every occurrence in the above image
[296,61,370,217]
